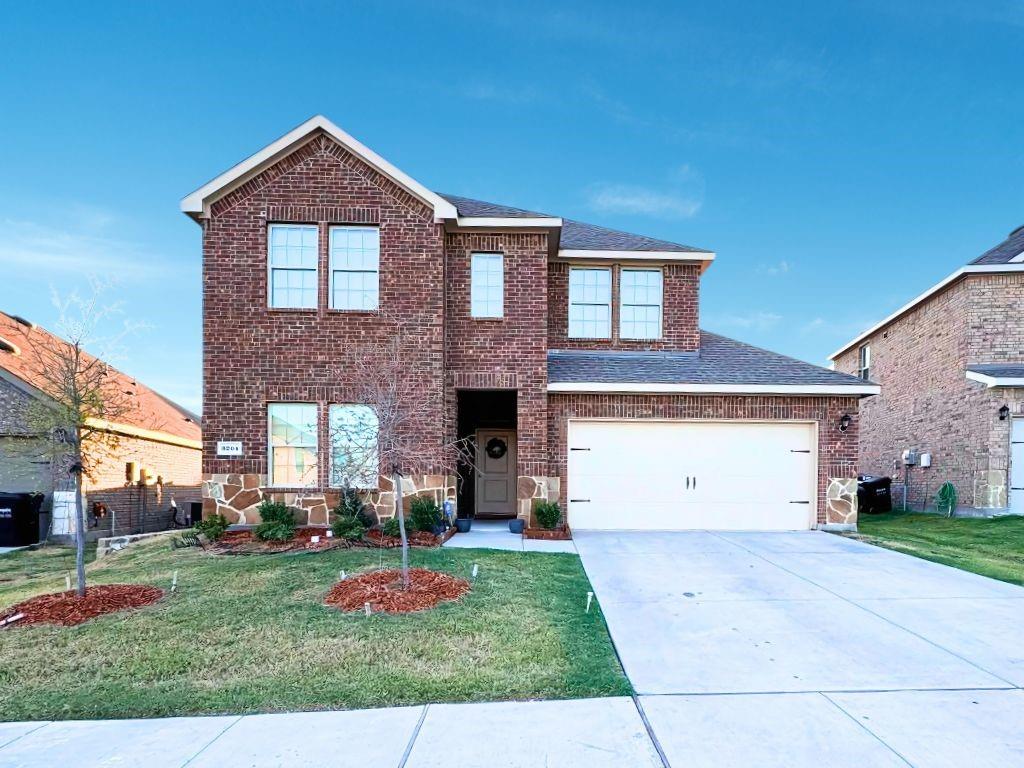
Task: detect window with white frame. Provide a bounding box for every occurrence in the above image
[330,226,380,310]
[568,267,612,338]
[329,404,379,488]
[268,403,318,486]
[620,268,663,340]
[268,224,318,309]
[858,344,871,381]
[470,252,504,318]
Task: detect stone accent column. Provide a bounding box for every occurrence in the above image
[365,474,457,521]
[974,470,1007,509]
[516,475,562,523]
[823,477,858,530]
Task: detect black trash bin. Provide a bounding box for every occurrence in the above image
[0,493,43,547]
[857,475,892,515]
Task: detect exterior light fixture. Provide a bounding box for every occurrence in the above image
[839,414,852,433]
[998,405,1010,421]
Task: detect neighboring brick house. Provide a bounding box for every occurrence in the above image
[183,116,876,532]
[831,226,1024,514]
[0,311,202,539]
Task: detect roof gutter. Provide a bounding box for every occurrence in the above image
[547,382,880,396]
[829,264,1024,361]
[965,371,1024,389]
[84,418,202,450]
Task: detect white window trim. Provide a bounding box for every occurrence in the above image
[328,225,381,311]
[858,344,871,381]
[267,402,319,488]
[328,404,380,489]
[568,266,612,339]
[267,223,319,309]
[470,252,504,318]
[619,267,663,340]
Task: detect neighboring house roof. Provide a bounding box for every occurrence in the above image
[440,194,707,253]
[549,331,879,395]
[965,364,1024,388]
[0,311,201,448]
[830,225,1024,360]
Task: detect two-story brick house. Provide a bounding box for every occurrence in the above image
[184,116,876,532]
[832,225,1024,514]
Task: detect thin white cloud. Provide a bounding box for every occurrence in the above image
[705,311,783,332]
[586,164,705,220]
[459,82,548,105]
[757,260,792,276]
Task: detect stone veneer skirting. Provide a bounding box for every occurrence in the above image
[202,473,456,525]
[517,475,561,522]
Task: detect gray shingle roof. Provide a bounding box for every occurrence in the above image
[969,225,1024,265]
[967,363,1024,378]
[549,331,871,388]
[439,193,707,253]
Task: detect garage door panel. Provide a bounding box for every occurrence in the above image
[568,420,815,531]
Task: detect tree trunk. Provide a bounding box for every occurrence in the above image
[73,452,86,598]
[393,469,410,589]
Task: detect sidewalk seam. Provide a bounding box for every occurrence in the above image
[0,722,51,751]
[819,692,914,767]
[397,704,429,768]
[179,715,243,767]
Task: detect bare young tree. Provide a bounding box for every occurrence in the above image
[17,283,137,597]
[330,313,471,588]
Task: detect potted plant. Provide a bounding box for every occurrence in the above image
[455,516,472,533]
[508,518,525,534]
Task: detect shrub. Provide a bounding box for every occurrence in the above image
[332,514,367,541]
[409,497,441,532]
[255,500,296,541]
[333,487,375,527]
[381,516,402,538]
[534,500,562,530]
[194,513,229,541]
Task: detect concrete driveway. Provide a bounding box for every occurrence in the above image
[576,530,1024,767]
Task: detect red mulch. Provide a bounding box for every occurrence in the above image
[324,568,470,614]
[523,526,573,541]
[1,584,165,628]
[210,527,442,555]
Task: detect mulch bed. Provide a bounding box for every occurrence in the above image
[209,526,442,555]
[523,526,573,541]
[0,584,165,628]
[324,568,470,614]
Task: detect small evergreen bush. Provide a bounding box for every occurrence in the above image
[381,516,402,537]
[534,500,562,530]
[194,513,229,541]
[332,514,367,541]
[409,497,442,532]
[333,487,375,527]
[255,500,296,541]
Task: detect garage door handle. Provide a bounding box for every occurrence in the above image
[570,499,590,503]
[686,477,690,489]
[790,449,811,453]
[789,500,810,504]
[570,447,591,451]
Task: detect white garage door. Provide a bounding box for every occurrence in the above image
[568,420,817,531]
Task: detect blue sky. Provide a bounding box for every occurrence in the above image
[2,1,1022,413]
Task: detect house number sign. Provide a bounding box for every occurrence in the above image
[217,441,244,457]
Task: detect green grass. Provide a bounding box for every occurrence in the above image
[0,540,629,721]
[854,512,1024,586]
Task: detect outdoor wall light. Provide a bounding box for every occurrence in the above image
[998,405,1010,421]
[839,414,852,432]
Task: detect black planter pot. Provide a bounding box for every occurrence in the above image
[508,518,525,534]
[455,518,472,533]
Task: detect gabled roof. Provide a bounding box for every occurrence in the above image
[549,331,878,395]
[966,364,1024,388]
[181,115,458,222]
[0,311,201,447]
[830,224,1024,360]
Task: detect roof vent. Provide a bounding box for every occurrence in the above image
[10,314,34,329]
[0,336,21,355]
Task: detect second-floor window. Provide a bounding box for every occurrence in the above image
[268,224,318,309]
[568,267,612,338]
[268,403,318,486]
[858,344,871,380]
[620,268,663,340]
[471,252,504,318]
[330,226,380,310]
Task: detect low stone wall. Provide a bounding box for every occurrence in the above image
[96,529,182,559]
[202,473,457,525]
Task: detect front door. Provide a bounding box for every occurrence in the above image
[475,430,517,518]
[1011,419,1024,514]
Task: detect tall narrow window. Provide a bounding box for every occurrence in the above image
[858,344,871,381]
[268,224,318,308]
[329,404,380,488]
[470,252,504,318]
[568,267,612,338]
[330,226,380,310]
[268,403,318,486]
[620,268,663,340]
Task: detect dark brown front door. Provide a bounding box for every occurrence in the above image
[475,430,516,518]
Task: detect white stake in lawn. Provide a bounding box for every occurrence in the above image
[472,563,479,580]
[65,573,71,591]
[586,591,594,613]
[364,602,372,617]
[339,570,347,581]
[171,570,179,593]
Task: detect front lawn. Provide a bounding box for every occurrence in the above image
[0,539,629,721]
[854,512,1024,586]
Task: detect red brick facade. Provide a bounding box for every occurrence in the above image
[547,394,859,524]
[834,272,1024,509]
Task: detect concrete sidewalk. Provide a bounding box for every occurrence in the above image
[0,697,662,768]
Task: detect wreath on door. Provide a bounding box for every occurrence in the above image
[485,437,508,459]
